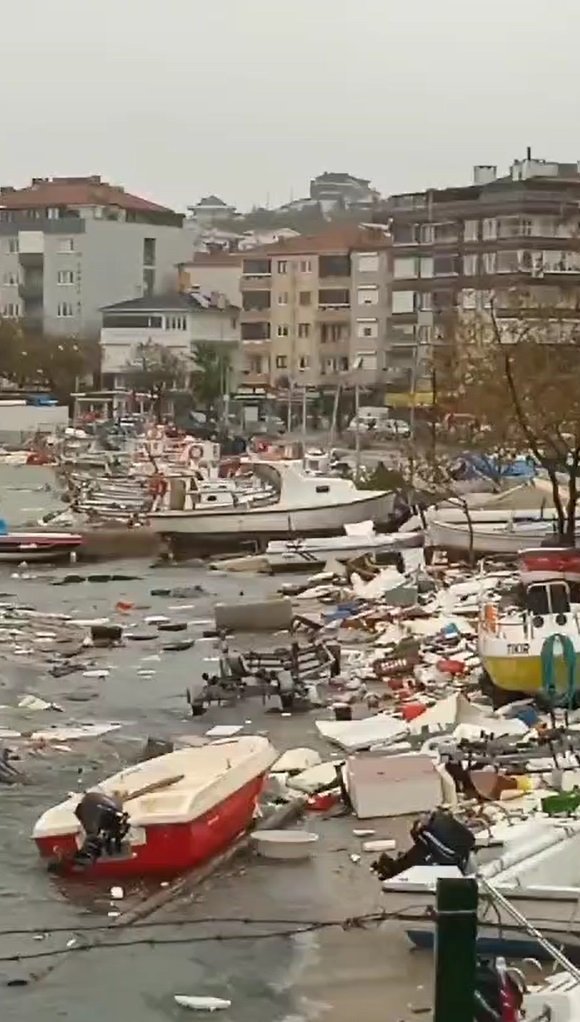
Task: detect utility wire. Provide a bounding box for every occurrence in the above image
[0,907,423,966]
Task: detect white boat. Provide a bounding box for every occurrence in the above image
[264,521,423,571]
[382,812,580,960]
[428,515,576,555]
[147,461,395,541]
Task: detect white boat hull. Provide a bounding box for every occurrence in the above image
[147,491,396,538]
[265,530,422,571]
[428,518,573,555]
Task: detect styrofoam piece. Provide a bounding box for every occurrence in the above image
[351,569,407,600]
[286,760,344,794]
[347,752,443,819]
[271,748,322,774]
[362,839,396,853]
[205,725,243,738]
[82,669,110,679]
[145,615,170,624]
[251,830,318,859]
[31,722,123,741]
[18,694,54,711]
[174,995,232,1011]
[315,714,407,752]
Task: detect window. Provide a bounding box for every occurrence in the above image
[497,250,520,273]
[433,254,460,276]
[57,301,74,318]
[461,289,477,310]
[3,272,17,286]
[464,220,479,241]
[299,291,311,305]
[242,290,271,311]
[57,269,74,285]
[103,313,163,328]
[143,267,155,295]
[319,254,350,277]
[277,260,288,274]
[419,291,433,311]
[58,238,74,253]
[277,292,288,305]
[275,355,288,369]
[318,288,349,307]
[482,219,497,240]
[298,323,310,338]
[355,351,378,371]
[7,237,18,254]
[357,285,379,305]
[230,317,237,330]
[391,290,414,314]
[393,224,417,245]
[47,207,60,220]
[357,319,378,339]
[340,356,349,371]
[143,237,156,265]
[463,254,478,275]
[299,355,310,369]
[498,218,532,239]
[394,257,417,279]
[420,224,434,244]
[320,322,348,343]
[277,324,289,337]
[243,258,271,275]
[2,302,20,318]
[299,259,311,273]
[483,252,497,274]
[241,321,270,340]
[358,252,379,272]
[420,257,433,278]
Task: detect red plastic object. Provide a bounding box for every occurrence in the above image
[401,702,426,722]
[436,658,466,676]
[307,792,339,812]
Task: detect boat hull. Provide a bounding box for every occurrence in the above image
[34,773,265,879]
[482,652,580,693]
[0,534,83,563]
[147,492,396,539]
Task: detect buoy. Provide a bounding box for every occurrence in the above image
[174,994,232,1011]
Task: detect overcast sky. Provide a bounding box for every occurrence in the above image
[1,0,578,212]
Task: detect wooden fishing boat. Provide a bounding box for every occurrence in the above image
[32,737,277,878]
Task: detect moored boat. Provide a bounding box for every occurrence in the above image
[265,523,423,572]
[32,736,277,878]
[0,529,83,562]
[479,578,580,696]
[519,546,580,585]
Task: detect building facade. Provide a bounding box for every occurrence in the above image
[0,176,192,338]
[178,252,243,308]
[100,292,240,390]
[379,151,580,392]
[239,226,390,393]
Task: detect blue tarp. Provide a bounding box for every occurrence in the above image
[454,453,536,482]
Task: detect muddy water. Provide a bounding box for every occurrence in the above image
[0,467,431,1021]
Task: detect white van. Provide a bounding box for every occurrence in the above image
[347,406,391,431]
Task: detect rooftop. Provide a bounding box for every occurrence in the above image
[244,224,390,257]
[0,176,178,215]
[194,195,232,208]
[102,291,237,313]
[182,252,243,267]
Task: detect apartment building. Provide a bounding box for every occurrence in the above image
[0,176,192,337]
[239,225,390,393]
[177,252,243,307]
[100,291,240,390]
[378,150,580,391]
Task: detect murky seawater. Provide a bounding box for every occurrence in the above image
[0,466,430,1021]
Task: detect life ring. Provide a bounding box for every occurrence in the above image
[483,604,498,632]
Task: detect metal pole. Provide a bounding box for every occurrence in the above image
[286,380,293,432]
[301,385,307,449]
[354,380,361,479]
[328,383,340,455]
[478,876,580,981]
[433,877,478,1022]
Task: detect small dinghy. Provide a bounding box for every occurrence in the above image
[33,737,277,879]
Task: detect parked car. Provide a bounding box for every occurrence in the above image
[381,418,411,439]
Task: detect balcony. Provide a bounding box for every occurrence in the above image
[18,250,44,269]
[19,277,43,301]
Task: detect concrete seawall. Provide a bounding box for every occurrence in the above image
[80,527,162,561]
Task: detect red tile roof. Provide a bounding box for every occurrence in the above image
[0,176,176,214]
[245,223,390,257]
[187,252,243,267]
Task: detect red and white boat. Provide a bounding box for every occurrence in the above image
[32,736,277,879]
[519,546,580,585]
[0,530,83,562]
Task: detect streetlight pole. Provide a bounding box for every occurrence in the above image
[354,377,361,479]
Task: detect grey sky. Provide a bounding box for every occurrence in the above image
[1,0,579,212]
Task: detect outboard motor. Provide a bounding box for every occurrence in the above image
[72,791,130,869]
[474,958,524,1022]
[372,810,476,881]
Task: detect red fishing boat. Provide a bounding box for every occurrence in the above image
[32,737,277,878]
[519,546,580,585]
